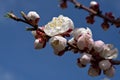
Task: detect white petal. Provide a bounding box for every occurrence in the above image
[94,40,105,52]
[31,31,37,37]
[68,38,75,45]
[77,36,86,50]
[80,53,92,65]
[27,11,40,20]
[34,39,44,49]
[100,45,118,59]
[50,36,67,54]
[73,27,92,40]
[44,15,74,36]
[77,35,94,50]
[104,48,118,59]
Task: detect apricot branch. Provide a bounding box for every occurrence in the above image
[6,3,120,77]
[60,0,120,30]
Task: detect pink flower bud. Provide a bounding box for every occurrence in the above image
[50,36,67,56]
[94,40,105,52]
[27,11,40,25]
[79,53,92,65]
[73,27,92,40]
[90,1,99,12]
[34,38,46,49]
[88,65,101,77]
[99,60,111,70]
[77,35,94,50]
[104,66,115,77]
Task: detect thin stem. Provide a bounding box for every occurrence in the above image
[69,0,119,27]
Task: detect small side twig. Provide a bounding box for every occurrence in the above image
[69,0,120,27]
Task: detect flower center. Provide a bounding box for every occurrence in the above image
[49,17,64,28]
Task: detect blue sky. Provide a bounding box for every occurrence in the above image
[0,0,120,80]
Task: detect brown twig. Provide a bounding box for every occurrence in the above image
[69,0,120,27]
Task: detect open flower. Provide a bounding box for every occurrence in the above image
[50,36,67,56]
[27,11,40,26]
[100,44,118,59]
[44,15,74,36]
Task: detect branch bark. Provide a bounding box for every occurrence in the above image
[69,0,120,27]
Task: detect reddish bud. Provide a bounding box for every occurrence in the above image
[86,15,95,24]
[101,21,110,31]
[90,1,100,12]
[115,18,120,27]
[60,0,67,9]
[105,12,115,20]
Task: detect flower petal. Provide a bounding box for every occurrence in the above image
[44,15,74,36]
[50,36,67,55]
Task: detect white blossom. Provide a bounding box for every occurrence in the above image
[100,44,118,59]
[44,15,74,36]
[50,36,67,55]
[99,60,111,70]
[27,11,40,25]
[34,38,45,49]
[104,66,115,77]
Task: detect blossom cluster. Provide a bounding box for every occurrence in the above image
[7,10,119,78]
[27,11,118,78]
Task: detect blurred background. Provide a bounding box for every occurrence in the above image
[0,0,120,80]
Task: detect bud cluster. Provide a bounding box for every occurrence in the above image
[29,14,118,77]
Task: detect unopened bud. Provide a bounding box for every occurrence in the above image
[79,53,92,65]
[27,11,40,25]
[101,21,110,31]
[99,60,111,70]
[90,1,99,12]
[34,38,46,49]
[104,66,115,77]
[88,65,101,77]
